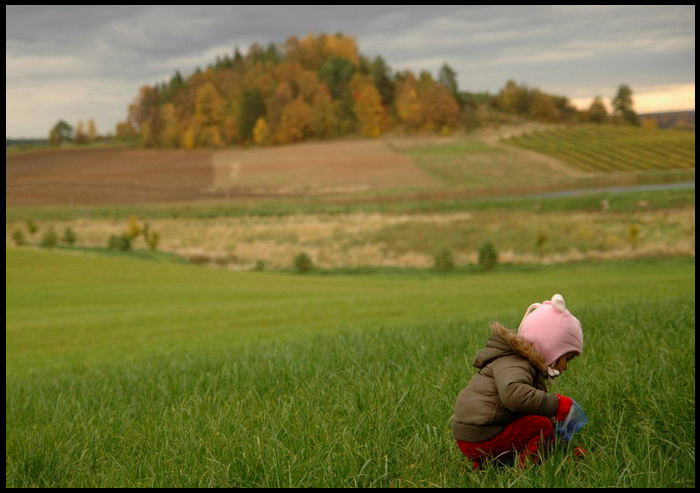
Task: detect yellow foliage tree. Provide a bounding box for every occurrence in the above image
[395,74,422,130]
[181,126,196,149]
[159,103,180,147]
[322,33,360,66]
[275,98,311,144]
[350,74,385,138]
[418,81,460,132]
[74,119,88,144]
[194,82,225,147]
[267,81,293,130]
[223,114,240,144]
[310,85,338,139]
[87,119,98,142]
[296,70,322,103]
[140,121,157,148]
[195,82,224,126]
[298,33,325,70]
[253,117,271,145]
[530,90,560,123]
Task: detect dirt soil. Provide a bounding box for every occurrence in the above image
[6,140,441,206]
[210,139,441,193]
[6,148,215,206]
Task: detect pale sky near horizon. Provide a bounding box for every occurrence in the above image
[6,5,695,139]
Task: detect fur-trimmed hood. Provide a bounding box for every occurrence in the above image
[452,321,560,442]
[472,322,549,375]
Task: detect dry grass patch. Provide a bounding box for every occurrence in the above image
[7,207,694,270]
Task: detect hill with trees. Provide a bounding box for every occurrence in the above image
[50,33,643,149]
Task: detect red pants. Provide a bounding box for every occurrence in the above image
[457,415,554,468]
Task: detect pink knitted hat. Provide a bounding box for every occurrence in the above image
[517,294,583,367]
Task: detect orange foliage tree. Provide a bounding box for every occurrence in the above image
[275,98,312,144]
[120,32,587,148]
[350,74,386,138]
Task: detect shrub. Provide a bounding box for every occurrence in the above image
[108,234,132,251]
[11,229,26,246]
[254,260,266,271]
[187,254,210,265]
[144,230,160,251]
[433,247,454,272]
[535,229,548,252]
[62,227,77,246]
[126,215,143,239]
[478,240,498,271]
[40,227,58,249]
[26,219,39,235]
[294,252,313,274]
[139,221,160,251]
[627,224,640,249]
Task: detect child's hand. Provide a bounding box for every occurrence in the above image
[555,393,573,422]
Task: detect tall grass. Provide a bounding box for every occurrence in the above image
[5,250,695,487]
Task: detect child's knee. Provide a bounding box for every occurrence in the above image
[528,415,554,435]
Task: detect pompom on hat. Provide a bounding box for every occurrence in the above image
[517,294,583,368]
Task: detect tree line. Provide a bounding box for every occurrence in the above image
[49,33,641,148]
[48,118,100,146]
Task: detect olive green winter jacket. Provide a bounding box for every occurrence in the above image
[451,322,559,442]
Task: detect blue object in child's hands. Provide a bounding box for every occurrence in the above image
[555,398,588,442]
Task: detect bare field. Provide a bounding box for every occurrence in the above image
[7,207,694,270]
[6,139,442,207]
[6,148,215,206]
[211,139,442,194]
[9,128,691,209]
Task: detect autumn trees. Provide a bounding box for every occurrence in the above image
[114,32,640,150]
[49,118,100,146]
[116,33,467,149]
[48,120,73,146]
[494,80,577,123]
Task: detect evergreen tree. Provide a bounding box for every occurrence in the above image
[317,56,356,100]
[239,90,266,143]
[369,56,394,106]
[438,63,459,100]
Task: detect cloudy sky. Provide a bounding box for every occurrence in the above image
[6,5,695,138]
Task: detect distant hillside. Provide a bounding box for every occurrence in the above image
[639,110,694,129]
[116,32,609,149]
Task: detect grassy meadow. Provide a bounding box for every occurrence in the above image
[5,123,696,487]
[6,248,695,487]
[6,188,696,270]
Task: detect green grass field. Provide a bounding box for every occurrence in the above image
[403,139,573,190]
[5,248,695,487]
[505,125,695,173]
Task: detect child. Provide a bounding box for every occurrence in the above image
[451,294,584,469]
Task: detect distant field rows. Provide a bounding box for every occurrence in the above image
[504,125,695,173]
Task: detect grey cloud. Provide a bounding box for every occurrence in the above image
[5,5,695,137]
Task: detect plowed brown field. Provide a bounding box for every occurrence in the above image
[6,148,214,206]
[211,139,440,194]
[6,140,440,206]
